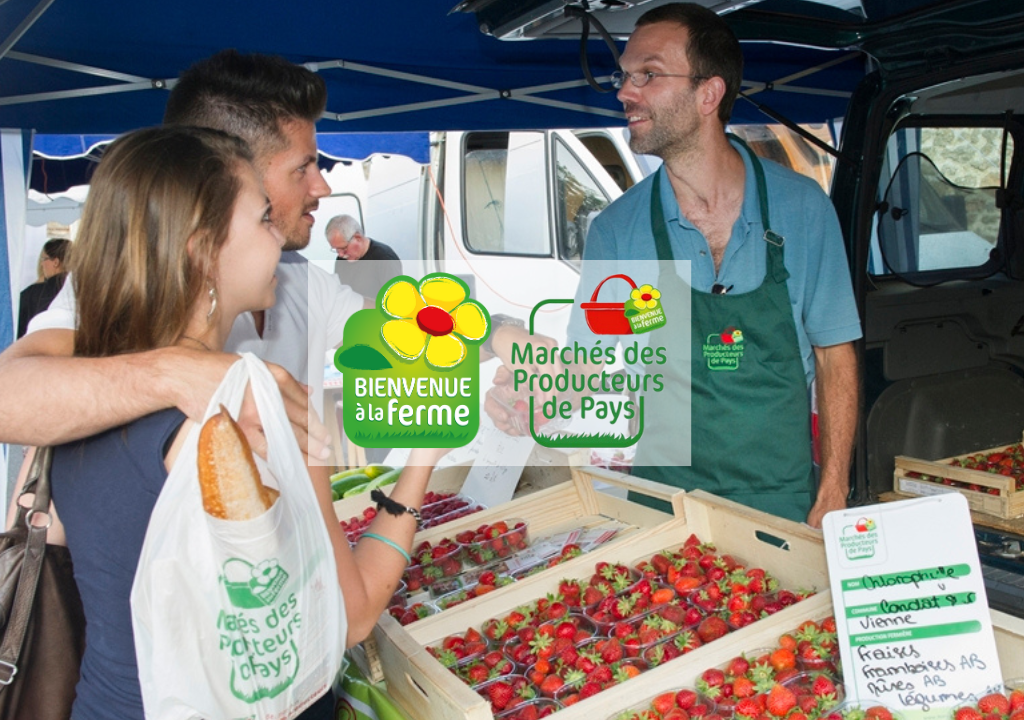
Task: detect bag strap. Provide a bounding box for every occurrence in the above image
[0,447,54,687]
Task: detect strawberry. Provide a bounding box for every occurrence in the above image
[766,684,797,717]
[483,650,505,668]
[674,630,702,653]
[979,694,1011,716]
[465,662,489,685]
[579,681,603,699]
[588,665,613,685]
[811,674,837,700]
[726,655,751,678]
[653,693,678,716]
[539,674,564,697]
[735,698,761,717]
[732,676,756,699]
[955,708,983,720]
[769,647,796,672]
[865,706,894,720]
[1011,690,1024,712]
[697,615,729,643]
[488,680,514,711]
[676,689,699,710]
[599,638,624,664]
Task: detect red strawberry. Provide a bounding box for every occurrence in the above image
[955,708,983,720]
[1011,690,1024,712]
[579,681,603,699]
[979,695,1011,716]
[539,674,564,697]
[588,665,613,685]
[483,650,504,668]
[766,684,797,717]
[811,674,837,700]
[488,680,514,711]
[865,707,894,720]
[653,693,677,716]
[726,655,750,678]
[735,698,761,717]
[676,689,698,710]
[599,638,624,664]
[732,676,756,699]
[697,615,729,643]
[465,663,489,685]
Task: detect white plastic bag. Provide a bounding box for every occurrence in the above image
[131,353,346,720]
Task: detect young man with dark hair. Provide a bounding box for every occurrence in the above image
[0,50,367,459]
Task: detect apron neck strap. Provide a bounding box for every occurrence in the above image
[650,170,674,261]
[649,146,788,283]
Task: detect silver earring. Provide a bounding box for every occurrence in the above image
[206,285,218,321]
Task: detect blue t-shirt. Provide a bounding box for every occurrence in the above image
[52,409,187,719]
[51,410,335,720]
[568,142,862,386]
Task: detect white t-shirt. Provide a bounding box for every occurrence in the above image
[28,251,363,420]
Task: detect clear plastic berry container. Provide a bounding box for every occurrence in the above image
[458,519,531,567]
[496,698,562,720]
[609,687,722,720]
[819,701,903,720]
[475,674,533,715]
[782,671,846,715]
[386,599,437,626]
[455,651,518,687]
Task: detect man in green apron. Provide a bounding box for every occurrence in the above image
[486,3,860,527]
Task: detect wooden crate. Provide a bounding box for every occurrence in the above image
[349,465,675,682]
[894,435,1024,519]
[373,486,830,720]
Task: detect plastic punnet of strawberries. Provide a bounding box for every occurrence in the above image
[614,688,726,720]
[947,687,1024,720]
[457,519,530,566]
[403,537,463,592]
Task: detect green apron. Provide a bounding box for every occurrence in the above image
[631,140,815,522]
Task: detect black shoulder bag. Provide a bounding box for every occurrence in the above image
[0,447,86,719]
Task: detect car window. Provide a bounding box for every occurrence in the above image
[869,125,1014,277]
[553,138,613,269]
[463,131,550,257]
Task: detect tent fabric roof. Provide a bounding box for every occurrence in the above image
[0,0,866,134]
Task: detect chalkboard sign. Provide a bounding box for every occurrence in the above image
[822,494,1004,720]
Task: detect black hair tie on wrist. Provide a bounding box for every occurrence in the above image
[371,489,422,528]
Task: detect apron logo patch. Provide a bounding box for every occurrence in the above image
[702,326,746,370]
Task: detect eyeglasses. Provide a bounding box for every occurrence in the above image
[610,70,708,89]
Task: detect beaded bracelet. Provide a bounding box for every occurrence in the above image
[359,532,411,564]
[370,489,422,528]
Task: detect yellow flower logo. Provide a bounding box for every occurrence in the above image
[379,275,489,369]
[630,284,662,310]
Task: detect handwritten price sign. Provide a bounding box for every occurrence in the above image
[823,495,1003,720]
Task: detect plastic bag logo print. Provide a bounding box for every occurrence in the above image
[217,558,301,701]
[702,326,746,370]
[221,558,289,608]
[335,273,490,448]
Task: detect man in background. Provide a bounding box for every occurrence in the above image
[325,214,402,301]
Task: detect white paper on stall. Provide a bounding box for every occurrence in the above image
[458,418,536,508]
[822,494,1003,720]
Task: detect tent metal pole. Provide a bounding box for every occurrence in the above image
[742,52,860,97]
[511,94,624,119]
[6,51,149,83]
[0,0,57,61]
[769,85,851,98]
[0,81,156,107]
[311,59,489,93]
[324,94,493,122]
